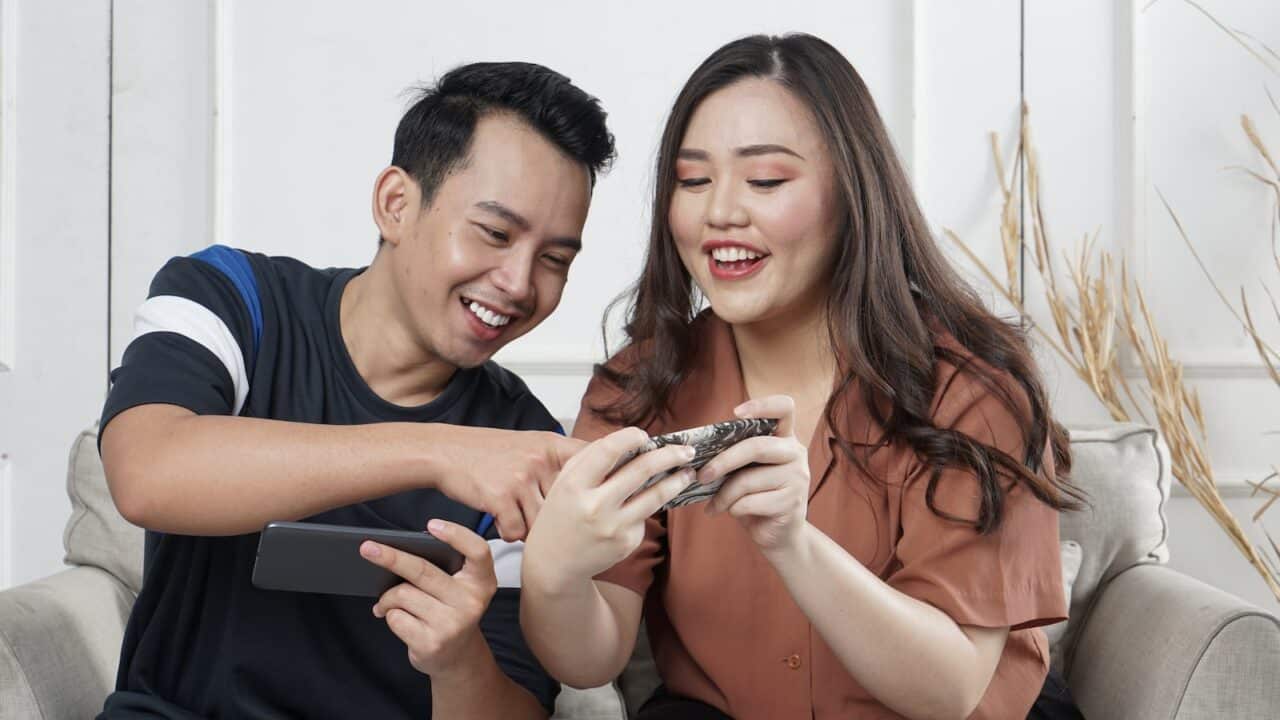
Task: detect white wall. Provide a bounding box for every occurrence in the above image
[5,0,1280,611]
[1018,0,1280,609]
[0,0,110,587]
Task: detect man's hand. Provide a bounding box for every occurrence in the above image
[361,519,497,677]
[437,428,586,542]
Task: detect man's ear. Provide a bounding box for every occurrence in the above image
[372,167,417,246]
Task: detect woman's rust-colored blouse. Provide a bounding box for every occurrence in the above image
[572,314,1066,719]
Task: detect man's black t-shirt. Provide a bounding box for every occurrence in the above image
[98,245,560,718]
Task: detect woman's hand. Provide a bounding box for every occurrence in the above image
[523,427,697,589]
[697,395,810,555]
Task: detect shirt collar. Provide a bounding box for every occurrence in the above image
[673,312,890,497]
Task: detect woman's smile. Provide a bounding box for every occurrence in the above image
[704,240,770,280]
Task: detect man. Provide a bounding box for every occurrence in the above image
[98,62,615,718]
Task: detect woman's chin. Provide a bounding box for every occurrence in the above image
[706,299,772,327]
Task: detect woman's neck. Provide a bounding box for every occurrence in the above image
[730,303,837,442]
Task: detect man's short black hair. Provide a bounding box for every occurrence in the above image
[392,62,616,210]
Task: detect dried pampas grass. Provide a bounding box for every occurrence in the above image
[946,102,1280,603]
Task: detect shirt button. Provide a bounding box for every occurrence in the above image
[784,654,802,670]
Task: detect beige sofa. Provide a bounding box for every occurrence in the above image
[2,423,1278,719]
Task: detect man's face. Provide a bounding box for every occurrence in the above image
[389,114,592,369]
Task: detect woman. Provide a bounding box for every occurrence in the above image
[522,33,1082,720]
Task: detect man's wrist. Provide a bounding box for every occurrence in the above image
[426,626,496,685]
[406,421,473,492]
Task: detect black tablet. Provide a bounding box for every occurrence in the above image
[252,521,464,598]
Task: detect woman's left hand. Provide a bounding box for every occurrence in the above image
[697,395,810,554]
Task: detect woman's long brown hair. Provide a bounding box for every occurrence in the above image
[597,33,1083,532]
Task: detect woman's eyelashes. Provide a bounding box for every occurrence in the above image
[676,177,790,190]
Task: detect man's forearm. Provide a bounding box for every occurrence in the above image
[102,405,471,535]
[429,631,548,719]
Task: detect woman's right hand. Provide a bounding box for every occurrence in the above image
[524,427,697,588]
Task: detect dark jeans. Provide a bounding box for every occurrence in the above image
[635,687,732,720]
[636,669,1084,719]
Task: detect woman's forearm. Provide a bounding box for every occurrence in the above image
[764,524,1005,720]
[519,567,639,688]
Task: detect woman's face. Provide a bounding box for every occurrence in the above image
[669,78,841,329]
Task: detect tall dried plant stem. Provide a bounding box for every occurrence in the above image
[946,109,1280,603]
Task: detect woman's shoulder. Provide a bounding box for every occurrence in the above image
[590,311,721,380]
[573,340,655,440]
[926,323,1033,438]
[576,312,724,438]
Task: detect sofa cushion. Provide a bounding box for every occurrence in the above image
[1045,540,1083,668]
[1056,423,1170,669]
[0,565,136,719]
[62,424,144,594]
[552,684,627,720]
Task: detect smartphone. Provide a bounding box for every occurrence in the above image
[252,521,464,598]
[620,417,779,510]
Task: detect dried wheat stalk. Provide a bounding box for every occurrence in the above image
[946,107,1280,602]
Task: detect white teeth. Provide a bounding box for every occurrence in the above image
[711,247,762,263]
[467,300,511,328]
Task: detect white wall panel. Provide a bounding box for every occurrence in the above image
[1142,0,1280,368]
[110,1,215,366]
[191,0,917,418]
[0,0,15,374]
[0,0,109,588]
[1019,0,1280,609]
[1022,0,1127,428]
[76,0,1280,611]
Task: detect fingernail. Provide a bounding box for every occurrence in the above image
[682,446,697,460]
[360,541,381,559]
[427,519,446,535]
[372,606,383,618]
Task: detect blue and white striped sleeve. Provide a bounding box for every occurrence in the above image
[102,246,264,432]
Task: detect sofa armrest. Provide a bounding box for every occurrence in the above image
[1066,564,1280,720]
[0,566,135,719]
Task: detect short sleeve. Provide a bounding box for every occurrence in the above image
[573,362,667,598]
[101,247,260,436]
[886,371,1067,631]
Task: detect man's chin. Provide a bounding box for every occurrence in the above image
[444,351,495,370]
[444,340,510,370]
[443,321,533,368]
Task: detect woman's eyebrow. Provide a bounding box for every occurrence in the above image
[676,145,805,161]
[736,143,804,160]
